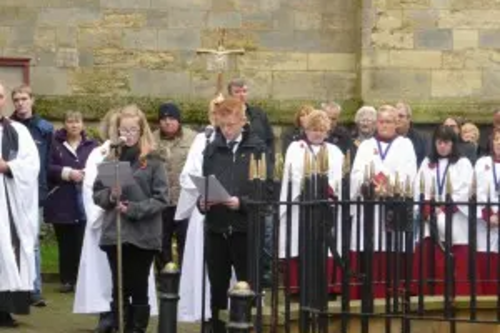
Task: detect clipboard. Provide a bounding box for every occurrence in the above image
[96,161,136,187]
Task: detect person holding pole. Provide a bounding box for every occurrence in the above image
[92,105,168,333]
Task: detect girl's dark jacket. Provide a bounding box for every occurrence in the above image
[92,146,169,251]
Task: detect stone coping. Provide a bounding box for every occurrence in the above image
[221,296,500,326]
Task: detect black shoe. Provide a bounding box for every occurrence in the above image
[0,312,18,327]
[130,305,150,333]
[94,312,114,333]
[59,283,74,293]
[30,294,47,307]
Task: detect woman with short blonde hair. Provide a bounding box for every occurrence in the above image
[461,122,480,145]
[279,108,345,295]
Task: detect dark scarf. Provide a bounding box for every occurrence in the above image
[1,117,19,162]
[119,144,140,163]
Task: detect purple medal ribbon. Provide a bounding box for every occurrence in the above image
[436,160,450,196]
[376,139,393,161]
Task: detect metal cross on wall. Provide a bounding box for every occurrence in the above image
[197,28,245,96]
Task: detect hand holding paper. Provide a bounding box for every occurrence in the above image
[224,196,240,210]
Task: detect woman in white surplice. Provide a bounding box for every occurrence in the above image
[177,94,236,322]
[412,125,474,296]
[73,109,157,332]
[278,109,344,294]
[349,105,417,299]
[475,128,500,295]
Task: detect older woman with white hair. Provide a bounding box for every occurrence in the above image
[352,106,377,149]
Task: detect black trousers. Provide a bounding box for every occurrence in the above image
[158,206,188,269]
[206,231,248,311]
[53,223,85,285]
[103,244,156,306]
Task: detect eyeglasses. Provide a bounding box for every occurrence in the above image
[119,128,140,136]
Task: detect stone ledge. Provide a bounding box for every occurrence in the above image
[221,295,500,328]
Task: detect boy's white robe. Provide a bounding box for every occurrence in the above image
[0,122,40,292]
[414,157,473,246]
[475,156,499,252]
[73,141,158,315]
[278,141,344,259]
[350,136,417,251]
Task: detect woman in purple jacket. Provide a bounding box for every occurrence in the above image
[44,111,98,293]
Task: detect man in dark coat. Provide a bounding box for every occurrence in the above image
[227,78,275,286]
[227,78,275,167]
[322,101,354,156]
[10,84,53,307]
[395,102,428,167]
[198,98,272,333]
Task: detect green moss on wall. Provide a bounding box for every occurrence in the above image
[35,95,363,125]
[36,95,498,125]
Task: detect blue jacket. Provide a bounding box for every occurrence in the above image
[11,113,54,207]
[44,129,98,224]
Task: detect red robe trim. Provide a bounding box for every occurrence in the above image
[284,257,342,294]
[412,238,480,296]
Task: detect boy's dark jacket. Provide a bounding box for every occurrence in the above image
[201,127,273,234]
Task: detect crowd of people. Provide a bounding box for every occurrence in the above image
[0,77,499,333]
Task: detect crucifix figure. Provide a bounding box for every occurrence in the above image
[197,28,245,96]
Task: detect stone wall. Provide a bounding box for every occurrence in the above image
[360,0,500,122]
[0,0,359,122]
[1,0,500,123]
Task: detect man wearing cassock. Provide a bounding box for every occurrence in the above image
[349,105,417,299]
[0,82,40,327]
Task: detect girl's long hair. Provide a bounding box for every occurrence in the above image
[428,125,461,164]
[107,104,156,160]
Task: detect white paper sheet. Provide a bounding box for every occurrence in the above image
[188,174,231,202]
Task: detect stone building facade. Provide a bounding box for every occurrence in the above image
[0,0,498,122]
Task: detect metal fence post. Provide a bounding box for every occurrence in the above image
[158,262,180,333]
[227,281,255,333]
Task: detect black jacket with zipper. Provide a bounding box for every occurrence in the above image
[202,128,272,234]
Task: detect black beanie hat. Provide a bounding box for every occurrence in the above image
[158,103,181,122]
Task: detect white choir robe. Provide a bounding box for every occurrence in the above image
[349,136,417,299]
[474,156,500,294]
[412,157,474,296]
[414,157,472,245]
[176,132,236,322]
[73,141,158,315]
[278,141,344,293]
[350,136,417,251]
[0,122,40,294]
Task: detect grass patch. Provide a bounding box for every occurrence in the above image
[40,235,59,274]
